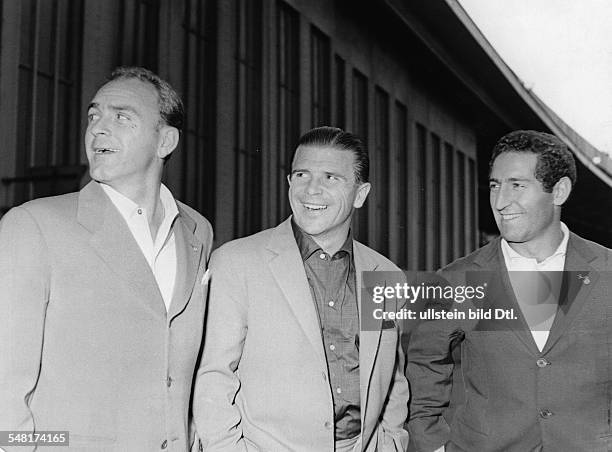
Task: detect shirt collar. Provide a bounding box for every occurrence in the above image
[291,219,353,261]
[100,182,179,225]
[501,221,569,264]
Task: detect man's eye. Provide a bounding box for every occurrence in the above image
[513,183,525,189]
[116,113,129,121]
[87,113,98,122]
[489,183,499,191]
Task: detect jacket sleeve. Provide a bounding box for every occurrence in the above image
[379,325,410,451]
[405,316,457,452]
[0,207,50,451]
[192,246,248,452]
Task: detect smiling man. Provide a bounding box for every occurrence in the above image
[407,130,612,452]
[0,67,213,451]
[193,127,409,451]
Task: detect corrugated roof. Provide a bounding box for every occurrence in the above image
[445,0,612,188]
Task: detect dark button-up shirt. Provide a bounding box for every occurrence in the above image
[292,221,361,440]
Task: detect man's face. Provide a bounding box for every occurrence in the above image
[288,145,370,244]
[489,152,558,247]
[85,78,164,193]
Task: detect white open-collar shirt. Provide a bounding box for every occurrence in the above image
[101,182,179,312]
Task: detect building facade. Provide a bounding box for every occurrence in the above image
[1,0,610,270]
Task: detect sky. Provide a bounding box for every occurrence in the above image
[457,0,612,155]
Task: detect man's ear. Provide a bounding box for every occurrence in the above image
[157,126,180,160]
[353,182,371,208]
[552,176,572,206]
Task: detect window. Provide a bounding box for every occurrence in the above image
[235,0,263,237]
[395,101,408,268]
[310,26,330,127]
[455,150,466,256]
[443,142,454,264]
[15,0,84,203]
[118,0,160,70]
[276,1,300,221]
[374,87,389,256]
[430,133,441,269]
[351,69,368,242]
[468,157,477,251]
[177,0,217,220]
[334,55,346,128]
[415,123,427,269]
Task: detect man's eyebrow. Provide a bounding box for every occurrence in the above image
[489,176,531,182]
[86,103,140,116]
[291,168,310,174]
[325,171,346,179]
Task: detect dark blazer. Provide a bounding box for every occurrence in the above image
[0,181,213,451]
[407,232,612,452]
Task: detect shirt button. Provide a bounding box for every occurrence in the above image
[319,253,326,260]
[539,409,553,418]
[161,439,167,449]
[166,376,173,387]
[328,300,334,307]
[329,344,336,351]
[322,372,327,381]
[336,387,342,394]
[137,208,143,215]
[536,358,550,368]
[324,421,332,430]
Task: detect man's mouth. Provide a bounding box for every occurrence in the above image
[500,213,522,221]
[93,148,119,154]
[303,203,327,211]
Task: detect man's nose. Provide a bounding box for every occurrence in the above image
[306,177,323,195]
[492,184,512,211]
[89,116,110,136]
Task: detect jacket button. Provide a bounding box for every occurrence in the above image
[536,358,549,368]
[539,409,553,418]
[324,421,332,430]
[167,376,173,387]
[161,439,167,449]
[322,372,327,381]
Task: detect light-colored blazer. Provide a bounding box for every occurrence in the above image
[0,181,213,452]
[407,233,612,452]
[193,218,409,451]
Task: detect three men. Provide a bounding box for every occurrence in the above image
[193,127,409,451]
[407,130,612,451]
[0,67,213,451]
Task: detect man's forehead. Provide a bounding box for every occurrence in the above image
[91,78,158,108]
[292,145,355,167]
[490,152,537,178]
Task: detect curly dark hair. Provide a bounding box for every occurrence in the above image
[489,130,576,192]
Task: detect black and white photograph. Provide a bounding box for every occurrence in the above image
[0,0,610,451]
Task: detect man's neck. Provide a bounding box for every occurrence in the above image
[106,180,164,239]
[506,223,564,263]
[310,227,351,256]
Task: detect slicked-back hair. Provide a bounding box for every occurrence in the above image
[295,126,369,183]
[108,66,184,133]
[489,130,577,192]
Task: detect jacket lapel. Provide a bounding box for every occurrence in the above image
[353,242,381,430]
[77,181,166,318]
[266,219,327,368]
[473,239,541,354]
[543,234,598,352]
[168,207,204,322]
